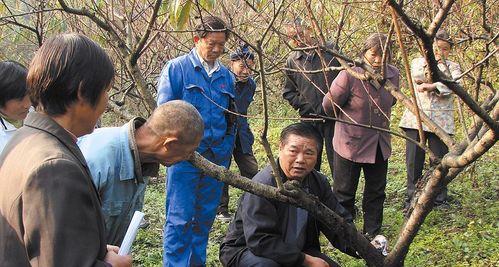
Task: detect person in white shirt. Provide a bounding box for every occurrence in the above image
[0,61,31,153]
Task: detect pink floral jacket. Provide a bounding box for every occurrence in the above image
[399,57,462,134]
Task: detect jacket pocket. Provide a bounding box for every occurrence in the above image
[342,125,362,149]
[184,84,204,109]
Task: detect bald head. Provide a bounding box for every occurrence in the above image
[147,100,204,145]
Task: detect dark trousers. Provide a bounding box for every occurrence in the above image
[218,138,259,214]
[333,146,387,236]
[303,119,335,175]
[403,129,449,206]
[233,248,340,267]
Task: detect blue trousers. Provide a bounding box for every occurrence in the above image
[163,155,229,267]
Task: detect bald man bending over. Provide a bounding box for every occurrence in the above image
[78,100,204,245]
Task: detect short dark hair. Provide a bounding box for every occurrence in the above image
[280,122,323,151]
[360,33,392,63]
[195,16,230,39]
[27,33,115,116]
[0,61,28,108]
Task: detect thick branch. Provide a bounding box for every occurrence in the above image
[130,0,162,66]
[442,80,499,133]
[58,0,156,112]
[385,165,450,266]
[442,128,498,168]
[386,96,499,266]
[426,0,455,37]
[442,101,499,167]
[386,0,426,38]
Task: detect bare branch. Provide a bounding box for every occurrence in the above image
[455,47,498,80]
[130,0,162,65]
[426,0,455,37]
[390,7,426,151]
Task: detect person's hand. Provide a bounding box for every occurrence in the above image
[303,254,330,267]
[104,245,132,267]
[414,78,425,85]
[416,83,436,92]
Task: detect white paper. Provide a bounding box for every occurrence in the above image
[118,211,145,255]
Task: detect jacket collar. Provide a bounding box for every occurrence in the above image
[23,112,89,169]
[188,48,225,80]
[188,48,203,69]
[126,117,159,183]
[0,116,17,131]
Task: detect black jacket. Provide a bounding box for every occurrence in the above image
[219,164,356,267]
[282,45,340,117]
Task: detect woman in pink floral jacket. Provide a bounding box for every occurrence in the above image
[399,29,462,210]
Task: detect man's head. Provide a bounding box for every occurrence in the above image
[434,29,453,62]
[278,123,322,181]
[194,16,230,64]
[230,44,255,81]
[27,33,114,136]
[285,18,313,48]
[0,61,31,121]
[137,100,204,166]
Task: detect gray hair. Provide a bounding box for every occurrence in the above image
[147,100,204,145]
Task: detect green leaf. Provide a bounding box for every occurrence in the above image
[199,0,215,10]
[159,0,169,14]
[176,0,192,30]
[256,0,267,10]
[169,0,181,27]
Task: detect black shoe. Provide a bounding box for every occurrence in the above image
[434,201,451,210]
[216,212,232,222]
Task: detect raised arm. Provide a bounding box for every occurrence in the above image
[322,70,351,116]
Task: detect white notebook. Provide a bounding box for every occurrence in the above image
[118,211,145,255]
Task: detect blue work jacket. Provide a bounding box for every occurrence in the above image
[235,78,256,155]
[157,48,236,164]
[77,118,158,245]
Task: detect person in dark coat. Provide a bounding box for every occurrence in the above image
[0,34,131,266]
[217,44,259,221]
[219,123,357,267]
[322,33,400,238]
[282,19,341,174]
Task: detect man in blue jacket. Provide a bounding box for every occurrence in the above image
[156,16,236,266]
[78,101,203,246]
[217,44,259,222]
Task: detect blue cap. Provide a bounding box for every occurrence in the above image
[230,43,254,61]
